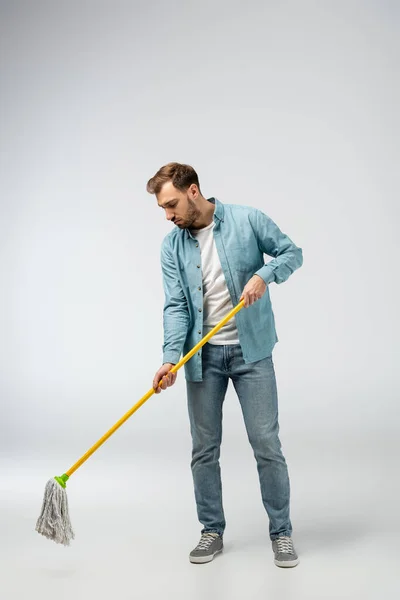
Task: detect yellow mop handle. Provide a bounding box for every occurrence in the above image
[65,299,245,477]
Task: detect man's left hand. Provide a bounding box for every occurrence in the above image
[240,275,267,308]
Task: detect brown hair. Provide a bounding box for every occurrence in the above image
[146,162,201,195]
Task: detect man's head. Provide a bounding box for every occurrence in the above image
[146,162,203,229]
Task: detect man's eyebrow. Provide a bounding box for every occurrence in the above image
[158,198,179,208]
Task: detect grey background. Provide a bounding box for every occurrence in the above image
[1,1,399,599]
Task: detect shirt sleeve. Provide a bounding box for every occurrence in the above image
[250,209,303,285]
[160,238,190,365]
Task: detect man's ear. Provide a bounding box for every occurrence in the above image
[189,184,199,199]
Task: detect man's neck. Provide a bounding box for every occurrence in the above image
[191,196,215,230]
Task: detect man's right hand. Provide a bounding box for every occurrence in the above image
[153,363,177,394]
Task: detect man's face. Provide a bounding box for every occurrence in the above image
[157,181,201,229]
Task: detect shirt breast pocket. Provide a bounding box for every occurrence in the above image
[228,244,260,273]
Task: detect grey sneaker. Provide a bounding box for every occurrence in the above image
[272,536,299,568]
[189,532,223,564]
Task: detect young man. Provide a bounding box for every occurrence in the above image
[147,163,303,567]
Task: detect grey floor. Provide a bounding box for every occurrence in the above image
[1,431,398,600]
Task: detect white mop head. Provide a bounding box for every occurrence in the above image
[35,478,75,546]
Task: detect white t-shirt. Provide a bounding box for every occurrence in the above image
[190,221,239,345]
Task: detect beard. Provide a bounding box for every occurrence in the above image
[175,196,201,229]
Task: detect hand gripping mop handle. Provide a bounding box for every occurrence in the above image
[58,299,245,485]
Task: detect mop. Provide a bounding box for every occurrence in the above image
[35,300,245,545]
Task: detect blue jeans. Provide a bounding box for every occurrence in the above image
[186,343,292,541]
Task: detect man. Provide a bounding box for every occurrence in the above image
[147,162,303,567]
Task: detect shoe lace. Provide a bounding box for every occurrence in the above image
[276,536,294,554]
[196,533,219,550]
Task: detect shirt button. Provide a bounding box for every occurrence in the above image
[198,286,201,291]
[198,330,201,334]
[197,265,200,268]
[198,308,202,312]
[195,243,199,248]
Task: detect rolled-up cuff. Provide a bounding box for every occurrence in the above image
[255,264,275,285]
[162,351,180,365]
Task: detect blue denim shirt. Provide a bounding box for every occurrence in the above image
[160,197,303,381]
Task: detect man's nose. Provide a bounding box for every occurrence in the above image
[166,211,174,221]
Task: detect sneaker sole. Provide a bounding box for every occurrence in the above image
[274,557,300,568]
[189,548,223,564]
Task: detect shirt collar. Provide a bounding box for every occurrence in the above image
[210,197,224,222]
